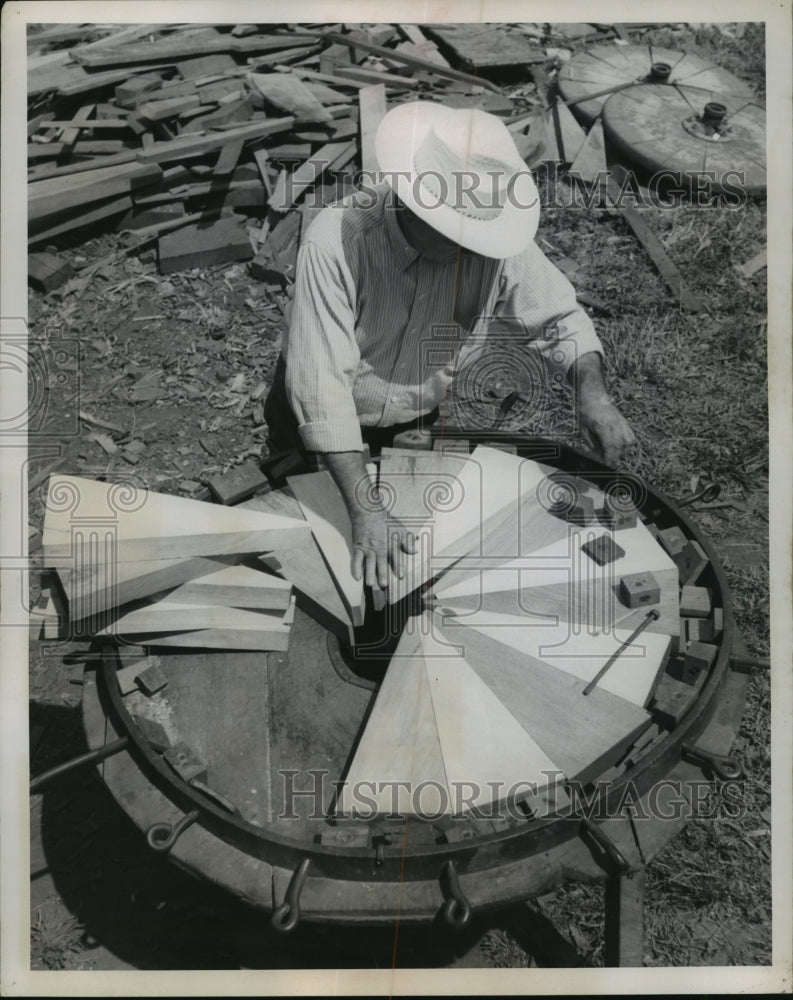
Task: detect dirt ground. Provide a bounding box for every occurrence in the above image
[25,22,770,972]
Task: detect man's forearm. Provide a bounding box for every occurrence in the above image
[568,350,611,404]
[324,450,373,516]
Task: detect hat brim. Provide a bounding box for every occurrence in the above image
[375,102,540,259]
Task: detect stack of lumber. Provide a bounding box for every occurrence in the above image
[42,473,308,651]
[27,21,637,280]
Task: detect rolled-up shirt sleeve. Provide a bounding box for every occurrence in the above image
[284,239,364,453]
[498,241,604,380]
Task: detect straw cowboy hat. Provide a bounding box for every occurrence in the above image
[374,100,540,258]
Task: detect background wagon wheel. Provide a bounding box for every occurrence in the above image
[557,43,756,126]
[601,84,767,196]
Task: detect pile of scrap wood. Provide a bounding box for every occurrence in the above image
[27,21,635,287]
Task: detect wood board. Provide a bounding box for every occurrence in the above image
[162,562,293,611]
[288,471,366,627]
[43,474,309,562]
[434,615,652,783]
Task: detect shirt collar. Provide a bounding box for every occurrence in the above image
[384,197,421,271]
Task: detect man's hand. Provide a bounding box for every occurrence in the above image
[570,352,637,467]
[350,507,417,589]
[579,396,637,467]
[323,449,417,590]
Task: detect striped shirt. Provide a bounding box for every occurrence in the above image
[284,183,603,453]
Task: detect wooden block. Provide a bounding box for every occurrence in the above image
[164,742,207,783]
[582,534,625,566]
[657,525,688,558]
[157,216,253,274]
[437,617,652,784]
[651,667,708,727]
[597,495,638,531]
[115,663,142,696]
[684,617,715,643]
[675,540,709,586]
[288,470,366,627]
[43,474,308,563]
[197,79,248,106]
[131,713,171,751]
[165,563,292,612]
[680,585,712,618]
[247,72,333,124]
[207,461,268,504]
[713,607,724,637]
[358,84,387,175]
[135,660,168,695]
[115,74,163,106]
[681,641,718,684]
[319,43,352,75]
[136,95,201,122]
[619,571,660,609]
[177,52,238,80]
[28,253,73,293]
[569,118,607,185]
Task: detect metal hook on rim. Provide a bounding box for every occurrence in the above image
[441,860,472,929]
[146,809,200,853]
[271,857,311,934]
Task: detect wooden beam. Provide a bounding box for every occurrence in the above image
[268,139,357,212]
[322,29,502,92]
[135,116,294,164]
[358,84,387,175]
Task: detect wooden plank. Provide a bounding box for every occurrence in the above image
[115,74,163,106]
[605,174,703,313]
[325,64,420,90]
[135,116,294,164]
[96,598,295,652]
[268,140,356,212]
[323,29,503,92]
[358,84,387,175]
[57,103,96,156]
[337,624,449,817]
[42,474,309,562]
[177,52,237,80]
[569,118,607,184]
[549,97,587,165]
[157,216,254,273]
[57,553,237,622]
[247,72,333,124]
[26,151,138,182]
[288,471,366,627]
[439,606,670,710]
[28,194,133,245]
[242,491,353,639]
[212,139,244,177]
[437,615,652,783]
[164,563,292,611]
[72,30,321,67]
[136,95,201,122]
[420,625,566,813]
[424,24,545,72]
[29,161,163,228]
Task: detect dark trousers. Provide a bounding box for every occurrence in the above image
[263,356,438,458]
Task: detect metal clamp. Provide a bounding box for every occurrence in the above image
[441,860,473,929]
[580,818,631,876]
[146,809,200,853]
[677,482,721,507]
[681,743,743,781]
[271,857,311,934]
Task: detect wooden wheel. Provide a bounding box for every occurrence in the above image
[557,43,755,127]
[602,84,766,196]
